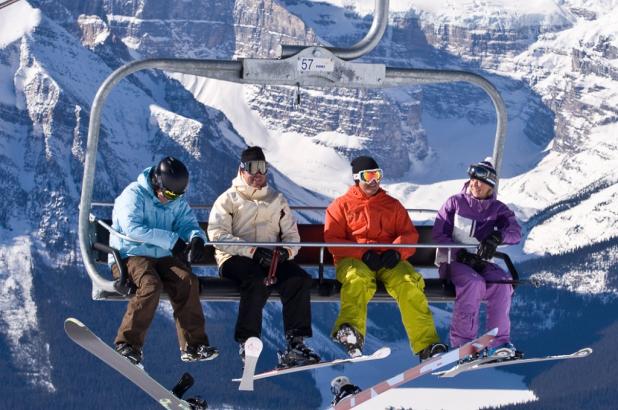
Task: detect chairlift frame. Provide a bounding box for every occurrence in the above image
[78,0,510,301]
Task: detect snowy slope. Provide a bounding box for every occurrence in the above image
[0,0,616,409]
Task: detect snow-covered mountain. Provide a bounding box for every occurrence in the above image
[0,0,616,409]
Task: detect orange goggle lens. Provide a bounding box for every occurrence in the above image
[355,168,383,183]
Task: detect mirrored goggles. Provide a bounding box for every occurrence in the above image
[240,160,268,175]
[353,168,383,183]
[162,189,183,201]
[467,165,496,186]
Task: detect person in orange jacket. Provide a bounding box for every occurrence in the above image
[325,156,447,360]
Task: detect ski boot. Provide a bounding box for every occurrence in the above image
[276,335,321,369]
[417,342,449,362]
[486,342,523,360]
[181,343,220,362]
[334,323,364,358]
[238,342,246,364]
[115,342,143,367]
[330,375,362,406]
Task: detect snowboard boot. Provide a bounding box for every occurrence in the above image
[115,342,143,367]
[181,343,220,362]
[276,335,321,369]
[486,342,523,359]
[334,324,364,358]
[417,342,449,362]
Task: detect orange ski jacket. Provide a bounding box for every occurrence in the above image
[324,185,419,264]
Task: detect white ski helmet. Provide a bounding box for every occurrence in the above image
[330,375,351,395]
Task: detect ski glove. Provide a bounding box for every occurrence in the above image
[277,247,290,264]
[381,249,401,270]
[188,237,206,263]
[456,250,486,273]
[253,247,274,269]
[172,238,189,260]
[477,231,502,260]
[362,250,383,271]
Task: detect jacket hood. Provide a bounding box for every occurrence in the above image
[460,180,497,212]
[232,171,272,200]
[345,184,386,201]
[137,167,157,199]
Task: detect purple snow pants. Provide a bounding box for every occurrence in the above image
[440,261,513,348]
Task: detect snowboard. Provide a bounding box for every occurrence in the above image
[238,337,263,391]
[64,317,197,409]
[233,346,391,383]
[333,328,498,410]
[433,347,593,378]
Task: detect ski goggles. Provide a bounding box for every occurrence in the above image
[467,164,496,187]
[240,160,268,175]
[161,189,184,201]
[353,168,383,183]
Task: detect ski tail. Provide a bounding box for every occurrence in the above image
[334,328,498,410]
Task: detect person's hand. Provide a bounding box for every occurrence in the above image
[477,231,502,260]
[253,247,274,268]
[172,239,189,261]
[187,237,206,263]
[277,247,290,264]
[456,249,486,273]
[362,250,383,271]
[381,249,401,269]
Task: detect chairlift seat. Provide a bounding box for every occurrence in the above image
[92,220,457,302]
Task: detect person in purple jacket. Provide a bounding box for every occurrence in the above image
[432,158,522,358]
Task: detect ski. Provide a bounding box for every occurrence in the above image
[64,318,198,409]
[433,347,593,378]
[238,337,263,391]
[333,328,498,410]
[233,347,391,383]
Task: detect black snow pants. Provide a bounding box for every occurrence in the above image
[219,255,313,343]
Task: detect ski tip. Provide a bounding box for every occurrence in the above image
[373,347,391,359]
[64,317,85,329]
[576,347,593,357]
[244,337,263,356]
[488,327,499,336]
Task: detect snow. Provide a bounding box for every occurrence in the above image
[354,387,537,409]
[0,1,40,48]
[308,0,574,30]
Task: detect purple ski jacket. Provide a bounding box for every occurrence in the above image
[431,182,521,265]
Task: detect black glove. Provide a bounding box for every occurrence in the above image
[477,231,502,260]
[276,247,290,264]
[381,249,401,270]
[253,247,274,269]
[172,238,188,260]
[456,249,486,273]
[362,250,383,271]
[187,237,206,263]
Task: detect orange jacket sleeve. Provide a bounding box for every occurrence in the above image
[324,199,366,262]
[391,202,419,260]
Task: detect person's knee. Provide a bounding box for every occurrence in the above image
[140,274,163,294]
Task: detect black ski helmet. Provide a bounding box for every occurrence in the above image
[153,156,189,194]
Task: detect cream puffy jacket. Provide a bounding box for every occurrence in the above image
[207,173,301,266]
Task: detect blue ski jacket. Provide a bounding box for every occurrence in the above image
[109,167,206,262]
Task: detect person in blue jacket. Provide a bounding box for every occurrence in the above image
[110,156,218,366]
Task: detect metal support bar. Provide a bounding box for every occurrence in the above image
[383,68,508,183]
[280,0,389,60]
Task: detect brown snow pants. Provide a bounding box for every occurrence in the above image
[113,256,209,351]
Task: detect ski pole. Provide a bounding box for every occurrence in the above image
[264,248,279,286]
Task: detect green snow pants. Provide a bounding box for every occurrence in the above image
[331,257,440,354]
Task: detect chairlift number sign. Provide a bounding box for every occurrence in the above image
[297,57,334,73]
